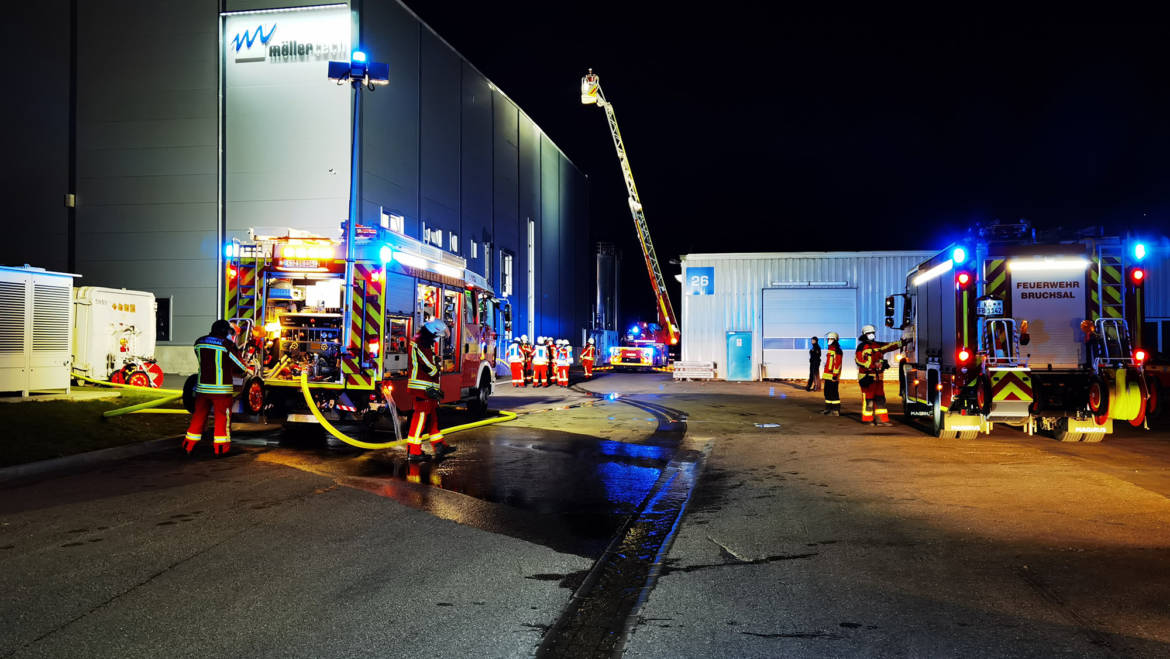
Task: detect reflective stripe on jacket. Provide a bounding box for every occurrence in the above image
[854,340,901,377]
[581,345,596,361]
[194,335,247,395]
[408,341,440,391]
[823,346,843,380]
[505,343,522,363]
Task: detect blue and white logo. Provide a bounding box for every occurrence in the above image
[686,267,714,295]
[231,24,276,62]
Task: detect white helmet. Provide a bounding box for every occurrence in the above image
[587,338,595,345]
[521,334,529,343]
[826,331,839,341]
[512,337,520,343]
[861,324,876,335]
[536,336,544,344]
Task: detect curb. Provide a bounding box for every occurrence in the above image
[0,435,181,487]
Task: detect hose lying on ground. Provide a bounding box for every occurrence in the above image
[299,371,516,450]
[101,393,184,418]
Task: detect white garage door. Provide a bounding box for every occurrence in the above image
[762,288,857,379]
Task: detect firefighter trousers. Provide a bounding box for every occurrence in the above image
[186,393,233,446]
[859,379,889,423]
[556,365,569,386]
[823,380,840,412]
[509,361,524,386]
[407,394,443,454]
[582,359,594,378]
[533,364,548,386]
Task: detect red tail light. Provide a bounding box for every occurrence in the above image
[957,272,971,287]
[1134,349,1147,364]
[1131,268,1145,285]
[957,348,971,364]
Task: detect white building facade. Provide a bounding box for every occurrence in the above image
[680,251,936,381]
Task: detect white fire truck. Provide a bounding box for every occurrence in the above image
[886,222,1153,441]
[202,225,506,426]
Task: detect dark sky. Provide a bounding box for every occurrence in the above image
[401,3,1170,324]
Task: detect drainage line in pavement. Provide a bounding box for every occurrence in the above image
[536,440,710,658]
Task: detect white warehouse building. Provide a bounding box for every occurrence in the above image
[680,251,936,381]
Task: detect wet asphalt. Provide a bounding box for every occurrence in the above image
[4,372,1170,657]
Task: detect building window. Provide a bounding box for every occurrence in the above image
[470,240,478,259]
[484,242,492,282]
[449,232,458,253]
[502,251,514,297]
[381,209,404,234]
[422,223,442,246]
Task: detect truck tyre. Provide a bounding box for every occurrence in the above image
[467,371,490,418]
[1145,375,1162,421]
[182,374,198,413]
[1087,374,1109,418]
[1054,418,1082,442]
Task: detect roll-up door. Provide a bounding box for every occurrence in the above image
[762,288,857,379]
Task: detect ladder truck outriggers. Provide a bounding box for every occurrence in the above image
[886,222,1153,441]
[580,69,679,368]
[207,224,504,430]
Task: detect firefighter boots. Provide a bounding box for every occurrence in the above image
[433,442,457,459]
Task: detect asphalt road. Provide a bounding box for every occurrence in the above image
[3,373,1170,657]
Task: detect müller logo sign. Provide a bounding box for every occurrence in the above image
[229,21,347,64]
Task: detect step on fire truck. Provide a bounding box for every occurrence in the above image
[886,222,1153,441]
[202,225,504,428]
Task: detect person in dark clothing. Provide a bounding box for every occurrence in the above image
[184,319,248,455]
[806,336,822,391]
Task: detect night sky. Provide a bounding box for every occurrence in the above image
[402,4,1170,325]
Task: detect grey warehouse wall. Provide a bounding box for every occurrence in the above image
[5,0,589,373]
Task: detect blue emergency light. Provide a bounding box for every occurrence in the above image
[224,243,235,258]
[1134,242,1147,261]
[351,50,366,63]
[951,247,967,264]
[379,245,393,263]
[630,325,640,335]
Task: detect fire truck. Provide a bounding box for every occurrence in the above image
[205,225,503,426]
[608,321,670,370]
[886,222,1153,441]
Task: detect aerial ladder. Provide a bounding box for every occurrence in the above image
[580,69,680,346]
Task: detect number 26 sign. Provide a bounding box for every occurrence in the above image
[686,267,714,295]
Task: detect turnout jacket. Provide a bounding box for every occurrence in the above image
[854,339,901,378]
[822,345,844,381]
[580,345,596,362]
[194,335,247,395]
[408,341,441,392]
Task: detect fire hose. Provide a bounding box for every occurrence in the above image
[299,371,516,450]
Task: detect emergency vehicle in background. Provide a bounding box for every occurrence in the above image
[72,287,164,388]
[214,224,501,426]
[608,321,670,370]
[886,222,1153,441]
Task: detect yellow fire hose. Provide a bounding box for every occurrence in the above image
[74,371,182,396]
[102,393,183,418]
[299,371,516,450]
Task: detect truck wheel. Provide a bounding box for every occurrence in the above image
[243,376,265,415]
[929,373,955,438]
[976,375,993,417]
[1087,374,1109,417]
[467,372,490,418]
[182,374,198,413]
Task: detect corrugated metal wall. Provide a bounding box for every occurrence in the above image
[680,251,936,380]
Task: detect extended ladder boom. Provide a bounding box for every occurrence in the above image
[581,70,679,345]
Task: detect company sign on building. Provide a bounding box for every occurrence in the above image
[222,5,352,239]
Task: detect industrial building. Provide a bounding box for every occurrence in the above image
[4,1,589,373]
[679,251,936,380]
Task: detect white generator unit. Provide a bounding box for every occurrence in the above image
[72,287,162,387]
[0,265,78,396]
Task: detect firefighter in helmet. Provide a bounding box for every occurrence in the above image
[821,331,843,415]
[581,337,597,379]
[184,320,249,455]
[854,324,907,426]
[519,334,535,385]
[406,319,457,461]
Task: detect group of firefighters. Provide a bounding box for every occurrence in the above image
[812,324,909,426]
[504,335,597,388]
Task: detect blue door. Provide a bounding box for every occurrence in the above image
[726,331,752,381]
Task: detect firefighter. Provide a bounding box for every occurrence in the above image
[184,320,249,455]
[806,336,822,391]
[531,336,550,386]
[543,337,557,387]
[556,339,573,386]
[821,332,843,415]
[581,338,597,378]
[406,320,457,462]
[505,337,524,386]
[854,324,906,426]
[519,334,534,385]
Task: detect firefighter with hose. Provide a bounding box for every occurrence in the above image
[854,324,908,426]
[184,320,250,455]
[406,319,457,462]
